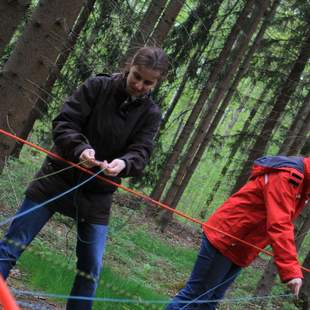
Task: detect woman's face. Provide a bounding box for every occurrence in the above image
[126,65,161,97]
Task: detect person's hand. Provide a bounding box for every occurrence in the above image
[101,159,126,176]
[287,278,302,298]
[79,148,100,168]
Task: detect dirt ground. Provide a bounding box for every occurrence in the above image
[1,192,201,309]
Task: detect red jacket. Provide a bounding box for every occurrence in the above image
[203,156,310,282]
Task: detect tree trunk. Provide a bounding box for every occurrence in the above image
[10,0,97,158]
[254,261,277,299]
[287,97,310,156]
[175,0,224,64]
[159,0,269,229]
[255,204,310,299]
[200,84,272,217]
[0,0,31,57]
[223,0,280,134]
[160,49,203,131]
[166,0,212,63]
[148,0,185,46]
[0,0,86,172]
[279,90,310,155]
[160,0,223,131]
[231,29,310,194]
[150,0,257,203]
[300,138,310,156]
[121,0,168,64]
[299,250,310,309]
[75,1,117,81]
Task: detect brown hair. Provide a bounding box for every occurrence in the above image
[125,47,169,77]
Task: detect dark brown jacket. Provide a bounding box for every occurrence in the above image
[26,73,161,224]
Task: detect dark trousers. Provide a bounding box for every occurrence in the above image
[166,235,241,309]
[0,198,108,310]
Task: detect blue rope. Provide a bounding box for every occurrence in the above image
[0,169,105,227]
[12,288,293,305]
[17,300,53,310]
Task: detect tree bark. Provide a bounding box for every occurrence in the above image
[160,0,223,131]
[0,0,86,171]
[150,0,257,203]
[74,1,117,81]
[231,29,310,194]
[300,138,310,156]
[279,90,310,155]
[10,0,97,158]
[0,0,31,57]
[160,48,203,131]
[200,84,272,217]
[148,0,185,46]
[299,250,310,309]
[121,0,168,64]
[171,0,224,66]
[287,95,310,156]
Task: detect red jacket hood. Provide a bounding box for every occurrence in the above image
[251,157,310,196]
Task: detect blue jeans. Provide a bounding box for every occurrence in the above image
[166,235,241,310]
[0,198,108,310]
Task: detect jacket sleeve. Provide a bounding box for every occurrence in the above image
[264,172,303,282]
[119,107,161,177]
[52,77,102,161]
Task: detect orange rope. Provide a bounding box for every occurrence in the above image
[0,275,20,310]
[1,129,309,273]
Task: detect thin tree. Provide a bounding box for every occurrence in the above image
[200,84,273,218]
[299,247,310,309]
[150,0,257,202]
[166,0,272,205]
[300,139,310,156]
[148,0,185,47]
[121,0,168,63]
[0,0,86,172]
[160,0,223,130]
[287,100,310,155]
[74,1,117,81]
[231,29,310,194]
[159,0,270,228]
[279,90,310,155]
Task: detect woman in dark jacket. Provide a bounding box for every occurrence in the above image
[0,47,168,310]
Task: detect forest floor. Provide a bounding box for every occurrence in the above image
[0,151,299,310]
[1,190,295,310]
[1,192,201,310]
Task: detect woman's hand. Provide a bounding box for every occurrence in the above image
[287,278,302,298]
[79,148,100,168]
[100,159,126,176]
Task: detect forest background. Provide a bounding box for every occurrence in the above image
[0,0,310,309]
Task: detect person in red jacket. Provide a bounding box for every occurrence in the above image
[166,156,310,310]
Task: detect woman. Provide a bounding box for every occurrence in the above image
[0,47,168,309]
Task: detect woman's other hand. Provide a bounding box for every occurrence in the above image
[101,159,126,176]
[79,148,100,168]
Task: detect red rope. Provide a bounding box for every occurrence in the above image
[0,275,20,310]
[1,129,309,273]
